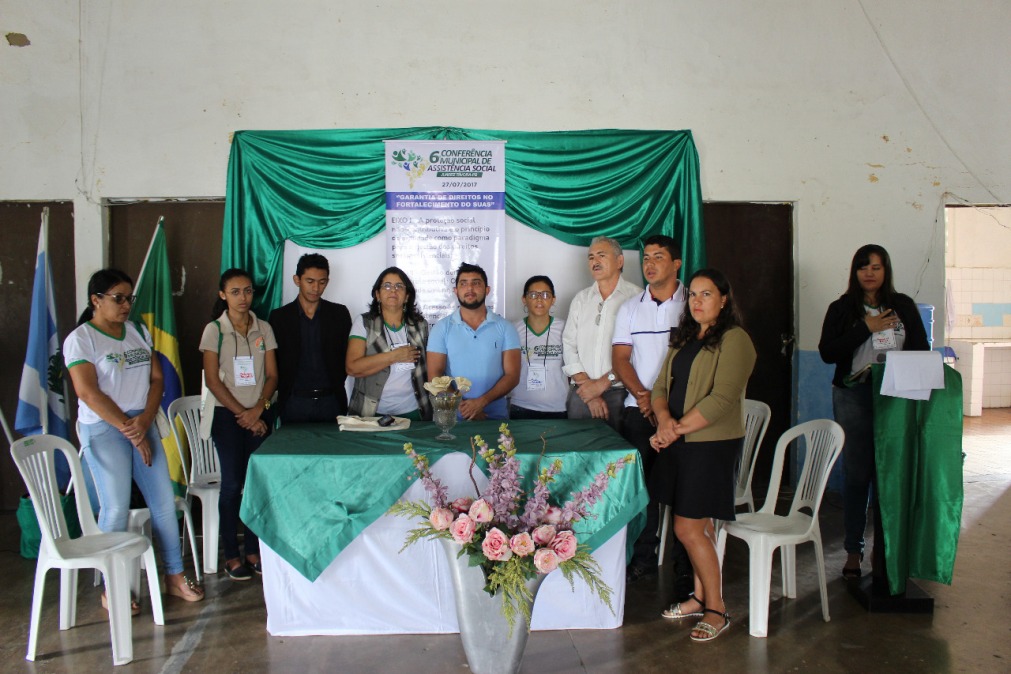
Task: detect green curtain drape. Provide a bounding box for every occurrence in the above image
[223,127,705,315]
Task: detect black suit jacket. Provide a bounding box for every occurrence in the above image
[269,298,352,413]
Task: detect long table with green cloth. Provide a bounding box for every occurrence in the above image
[240,419,649,635]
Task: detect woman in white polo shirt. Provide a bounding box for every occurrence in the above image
[510,275,567,419]
[200,268,278,581]
[65,268,204,607]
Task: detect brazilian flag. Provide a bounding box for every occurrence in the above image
[130,218,187,497]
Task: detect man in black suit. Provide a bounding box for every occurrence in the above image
[269,253,352,423]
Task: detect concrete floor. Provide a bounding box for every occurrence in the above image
[2,409,1008,673]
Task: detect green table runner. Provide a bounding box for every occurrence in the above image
[240,420,649,582]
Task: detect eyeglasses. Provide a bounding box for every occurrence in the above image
[97,293,136,305]
[380,282,407,292]
[525,291,553,300]
[594,301,604,326]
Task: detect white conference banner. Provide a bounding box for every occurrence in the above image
[384,140,506,323]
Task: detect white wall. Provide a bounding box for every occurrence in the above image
[3,1,1009,352]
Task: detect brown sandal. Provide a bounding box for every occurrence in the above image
[166,575,205,602]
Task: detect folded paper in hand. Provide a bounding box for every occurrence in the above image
[880,351,944,400]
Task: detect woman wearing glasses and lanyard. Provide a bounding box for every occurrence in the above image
[200,268,278,581]
[65,268,204,607]
[509,276,568,419]
[346,267,432,421]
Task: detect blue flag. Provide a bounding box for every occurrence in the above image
[15,211,71,448]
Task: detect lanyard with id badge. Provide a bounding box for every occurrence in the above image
[870,306,899,351]
[524,321,549,391]
[385,323,416,372]
[233,332,257,387]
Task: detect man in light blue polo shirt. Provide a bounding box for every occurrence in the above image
[427,263,521,420]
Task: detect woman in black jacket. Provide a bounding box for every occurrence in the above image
[818,244,929,579]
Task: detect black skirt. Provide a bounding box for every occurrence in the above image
[649,436,743,521]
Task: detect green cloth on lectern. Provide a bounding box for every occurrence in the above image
[240,419,648,582]
[871,364,963,595]
[223,127,706,317]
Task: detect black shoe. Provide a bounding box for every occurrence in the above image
[225,561,253,581]
[248,561,262,576]
[626,564,658,583]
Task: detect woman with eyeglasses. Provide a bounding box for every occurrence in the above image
[509,276,568,419]
[346,267,431,420]
[65,268,204,608]
[199,268,278,581]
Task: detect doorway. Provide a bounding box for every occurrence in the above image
[944,205,1011,415]
[703,202,794,493]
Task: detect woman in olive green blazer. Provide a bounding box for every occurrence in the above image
[649,268,756,642]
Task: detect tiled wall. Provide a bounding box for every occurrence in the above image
[984,347,1011,408]
[946,267,1011,340]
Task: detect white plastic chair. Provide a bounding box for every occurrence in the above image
[735,400,772,511]
[11,434,164,666]
[168,395,221,575]
[75,421,202,588]
[658,399,771,566]
[720,419,844,637]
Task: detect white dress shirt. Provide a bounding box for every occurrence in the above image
[562,276,643,380]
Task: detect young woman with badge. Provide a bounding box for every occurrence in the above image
[509,276,568,419]
[199,268,278,581]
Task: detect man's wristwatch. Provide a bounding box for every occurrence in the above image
[606,371,617,384]
[259,397,272,410]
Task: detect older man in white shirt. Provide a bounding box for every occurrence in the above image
[561,236,643,430]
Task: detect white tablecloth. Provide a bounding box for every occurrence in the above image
[260,452,627,635]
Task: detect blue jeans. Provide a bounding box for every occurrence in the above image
[79,412,184,575]
[832,383,875,555]
[211,407,267,560]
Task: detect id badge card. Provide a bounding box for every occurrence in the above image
[392,345,414,372]
[233,356,256,387]
[526,365,547,391]
[872,330,897,350]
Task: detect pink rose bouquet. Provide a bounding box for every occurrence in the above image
[389,424,636,634]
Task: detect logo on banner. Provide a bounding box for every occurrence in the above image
[390,149,429,189]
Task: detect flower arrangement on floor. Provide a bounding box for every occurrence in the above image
[389,424,637,634]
